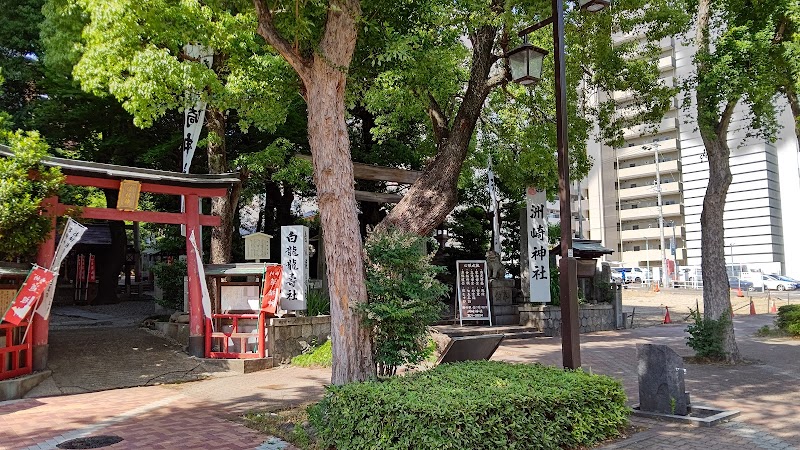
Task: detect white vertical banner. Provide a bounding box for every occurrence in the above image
[188,230,213,320]
[487,155,501,254]
[280,225,309,311]
[36,218,87,319]
[526,187,551,303]
[181,44,213,236]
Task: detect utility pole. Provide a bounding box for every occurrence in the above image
[655,142,668,288]
[646,225,651,284]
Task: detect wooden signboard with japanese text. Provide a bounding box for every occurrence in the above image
[456,260,492,326]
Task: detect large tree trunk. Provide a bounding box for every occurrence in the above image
[206,108,241,264]
[787,88,800,143]
[698,136,740,361]
[379,19,503,236]
[695,0,740,361]
[254,0,374,384]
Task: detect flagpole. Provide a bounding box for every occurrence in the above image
[487,155,502,255]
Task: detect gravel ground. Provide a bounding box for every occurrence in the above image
[620,283,800,327]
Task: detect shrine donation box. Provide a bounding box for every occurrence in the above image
[203,263,282,359]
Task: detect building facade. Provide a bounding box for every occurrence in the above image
[584,33,800,277]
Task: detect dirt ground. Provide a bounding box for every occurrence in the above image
[619,283,800,327]
[25,300,230,397]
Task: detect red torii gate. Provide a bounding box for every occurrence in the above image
[0,146,239,368]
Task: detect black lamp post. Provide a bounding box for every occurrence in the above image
[511,0,609,370]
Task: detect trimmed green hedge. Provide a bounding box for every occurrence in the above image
[309,360,629,450]
[776,304,800,335]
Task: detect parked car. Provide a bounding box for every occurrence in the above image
[611,269,624,283]
[728,277,754,290]
[618,267,648,283]
[762,274,797,291]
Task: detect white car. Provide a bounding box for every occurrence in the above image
[762,274,796,291]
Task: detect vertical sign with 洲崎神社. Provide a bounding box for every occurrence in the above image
[456,260,492,326]
[526,187,551,303]
[280,225,309,311]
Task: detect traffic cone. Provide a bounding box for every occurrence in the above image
[653,282,660,293]
[770,299,778,313]
[749,300,756,315]
[736,287,744,297]
[663,306,671,324]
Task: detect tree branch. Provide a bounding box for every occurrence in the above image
[252,0,312,83]
[717,99,737,137]
[427,92,450,144]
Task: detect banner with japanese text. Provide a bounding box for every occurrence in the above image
[37,218,87,319]
[3,266,56,326]
[261,265,283,315]
[526,187,551,303]
[280,225,309,311]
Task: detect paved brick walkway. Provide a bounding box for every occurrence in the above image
[493,314,800,450]
[2,314,798,449]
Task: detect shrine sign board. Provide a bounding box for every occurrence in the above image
[244,232,272,261]
[280,225,309,311]
[456,260,492,326]
[117,179,142,211]
[526,187,551,303]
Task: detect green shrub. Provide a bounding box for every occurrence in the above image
[0,126,63,261]
[360,229,448,377]
[309,360,629,450]
[685,308,729,359]
[151,260,187,310]
[305,289,330,316]
[776,304,800,335]
[291,340,332,368]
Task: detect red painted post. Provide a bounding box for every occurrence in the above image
[258,311,266,358]
[184,194,205,357]
[32,196,57,371]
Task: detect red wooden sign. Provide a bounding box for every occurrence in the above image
[2,266,56,326]
[261,265,283,315]
[77,254,85,282]
[87,254,96,282]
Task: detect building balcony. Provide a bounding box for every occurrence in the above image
[618,181,681,202]
[621,247,686,264]
[620,225,684,242]
[619,203,682,221]
[622,117,678,139]
[615,138,678,160]
[618,160,680,181]
[657,55,674,72]
[612,78,674,103]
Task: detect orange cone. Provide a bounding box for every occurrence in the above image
[749,300,756,315]
[653,282,660,293]
[736,287,744,297]
[770,299,778,313]
[663,306,671,324]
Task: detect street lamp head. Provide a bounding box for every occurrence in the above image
[508,43,549,86]
[579,0,610,12]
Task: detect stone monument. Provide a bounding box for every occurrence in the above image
[637,344,690,415]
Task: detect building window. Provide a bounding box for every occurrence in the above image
[634,246,641,251]
[630,183,637,188]
[629,163,636,167]
[632,225,639,230]
[631,204,638,209]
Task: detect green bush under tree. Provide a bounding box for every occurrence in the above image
[360,228,448,377]
[309,360,629,450]
[776,304,800,335]
[151,260,187,310]
[685,308,730,359]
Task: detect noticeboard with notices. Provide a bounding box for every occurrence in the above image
[456,260,492,326]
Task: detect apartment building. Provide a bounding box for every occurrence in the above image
[584,33,800,276]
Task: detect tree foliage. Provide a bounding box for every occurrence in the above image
[0,122,63,261]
